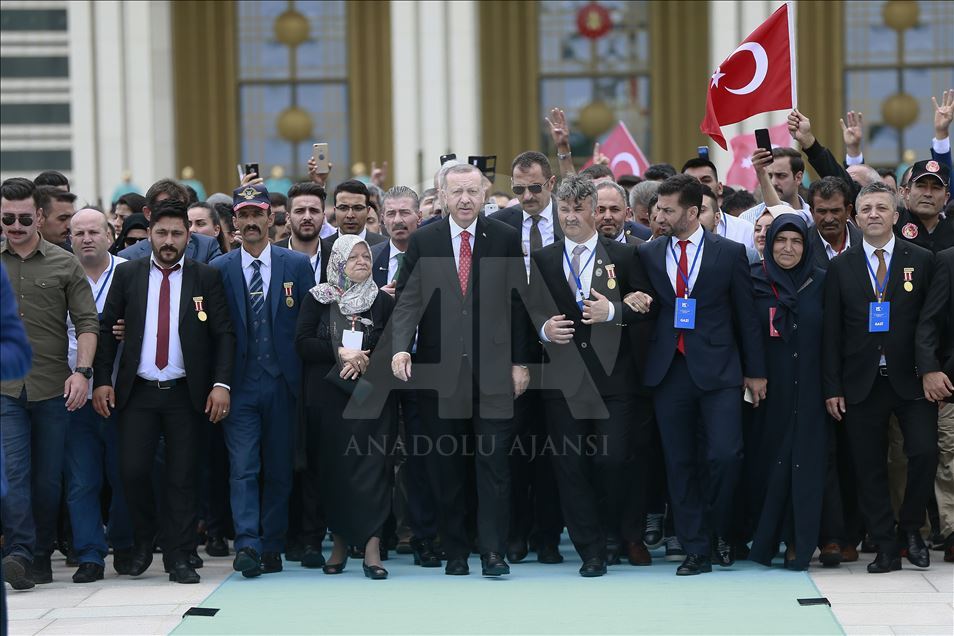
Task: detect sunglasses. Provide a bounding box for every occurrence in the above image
[124,236,146,246]
[1,213,35,227]
[511,183,545,195]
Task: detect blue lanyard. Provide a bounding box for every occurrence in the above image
[93,255,115,306]
[668,239,703,298]
[563,244,597,303]
[313,252,320,274]
[865,250,892,302]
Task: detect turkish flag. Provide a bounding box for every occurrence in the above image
[700,2,796,149]
[724,122,791,190]
[581,121,650,178]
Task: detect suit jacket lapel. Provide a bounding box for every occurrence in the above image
[593,239,619,303]
[552,204,564,241]
[849,246,877,302]
[179,260,195,325]
[884,244,907,302]
[133,258,150,330]
[545,241,578,316]
[269,247,283,318]
[692,230,717,294]
[437,218,463,301]
[228,254,248,328]
[646,238,675,303]
[373,244,390,287]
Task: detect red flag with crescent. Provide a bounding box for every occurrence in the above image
[700,2,796,150]
[580,121,650,178]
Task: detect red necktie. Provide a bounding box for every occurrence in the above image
[676,239,689,355]
[458,230,472,295]
[155,263,181,370]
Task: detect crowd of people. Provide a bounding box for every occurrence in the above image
[1,95,953,600]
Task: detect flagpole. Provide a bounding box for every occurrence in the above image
[787,0,798,109]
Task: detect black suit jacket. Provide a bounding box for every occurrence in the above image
[393,215,532,398]
[916,247,954,396]
[327,230,387,247]
[94,258,236,413]
[489,205,565,242]
[822,240,936,403]
[809,223,862,271]
[275,236,332,284]
[370,240,394,288]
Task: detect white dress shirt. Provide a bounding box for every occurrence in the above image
[540,232,613,341]
[241,243,272,298]
[289,236,321,285]
[819,228,852,261]
[740,196,813,226]
[68,254,126,397]
[319,223,336,239]
[386,240,405,283]
[862,235,895,299]
[719,213,756,250]
[521,200,556,273]
[138,256,186,381]
[667,224,705,295]
[449,216,477,270]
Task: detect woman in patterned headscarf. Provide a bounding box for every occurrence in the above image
[295,235,394,579]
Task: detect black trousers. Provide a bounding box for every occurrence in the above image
[844,376,938,551]
[118,382,201,561]
[301,404,327,547]
[620,396,655,545]
[818,417,863,547]
[398,390,438,540]
[200,420,232,539]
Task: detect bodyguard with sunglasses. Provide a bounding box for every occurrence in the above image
[325,180,387,247]
[1,178,99,590]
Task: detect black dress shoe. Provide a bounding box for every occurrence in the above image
[233,547,262,578]
[205,536,229,557]
[444,558,470,575]
[363,562,388,579]
[72,562,105,583]
[285,541,303,562]
[31,553,53,584]
[579,557,607,577]
[112,548,134,575]
[712,537,735,567]
[3,555,36,590]
[168,560,201,584]
[900,530,930,568]
[480,552,510,577]
[506,539,529,563]
[322,556,348,575]
[262,552,283,573]
[605,538,621,566]
[411,538,442,568]
[536,544,564,564]
[867,551,902,573]
[676,553,712,576]
[188,550,204,569]
[301,544,326,568]
[128,548,153,576]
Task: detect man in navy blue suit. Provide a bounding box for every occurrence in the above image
[633,174,766,575]
[210,184,314,578]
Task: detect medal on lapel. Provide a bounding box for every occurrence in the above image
[903,267,914,292]
[284,282,294,307]
[605,264,617,290]
[193,296,207,321]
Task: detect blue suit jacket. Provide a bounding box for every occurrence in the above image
[210,245,315,394]
[370,240,392,288]
[931,145,952,171]
[118,231,222,263]
[638,229,765,391]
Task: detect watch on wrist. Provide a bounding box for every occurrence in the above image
[75,366,93,379]
[557,151,571,160]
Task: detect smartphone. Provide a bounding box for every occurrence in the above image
[697,146,709,160]
[440,153,457,165]
[483,201,499,215]
[468,155,497,183]
[243,163,260,178]
[754,128,772,154]
[313,143,329,174]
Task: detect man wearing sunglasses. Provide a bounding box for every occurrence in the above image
[325,179,387,247]
[1,177,99,590]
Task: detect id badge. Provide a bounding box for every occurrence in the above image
[674,298,696,330]
[768,307,780,338]
[868,302,890,333]
[342,329,364,350]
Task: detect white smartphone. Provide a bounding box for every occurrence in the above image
[313,143,330,174]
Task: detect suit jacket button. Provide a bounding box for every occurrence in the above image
[793,352,798,358]
[581,342,588,349]
[462,310,468,316]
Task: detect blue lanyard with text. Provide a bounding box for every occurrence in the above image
[564,245,597,308]
[93,255,115,306]
[865,251,892,302]
[668,239,703,297]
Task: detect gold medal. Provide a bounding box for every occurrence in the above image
[607,279,617,290]
[286,296,295,307]
[193,296,206,321]
[283,282,294,308]
[903,281,913,292]
[197,310,208,322]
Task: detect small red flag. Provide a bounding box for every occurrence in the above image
[580,121,650,178]
[700,2,797,150]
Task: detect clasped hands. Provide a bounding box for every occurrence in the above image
[339,347,371,380]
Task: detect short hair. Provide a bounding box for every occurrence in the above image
[382,185,420,211]
[367,183,385,202]
[899,165,914,188]
[554,174,597,211]
[699,184,718,208]
[33,170,69,190]
[656,174,703,212]
[214,202,235,232]
[1,177,39,207]
[150,198,190,229]
[644,163,677,181]
[183,185,199,205]
[333,179,371,206]
[681,158,719,181]
[268,192,288,208]
[579,163,614,181]
[438,163,482,191]
[595,180,628,206]
[856,181,898,209]
[144,179,189,210]
[511,151,553,180]
[117,193,147,215]
[722,189,757,215]
[287,182,327,209]
[771,147,805,176]
[878,168,896,180]
[629,179,660,210]
[35,186,76,216]
[808,176,853,208]
[617,174,642,189]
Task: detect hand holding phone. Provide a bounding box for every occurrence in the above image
[313,143,330,174]
[754,128,772,153]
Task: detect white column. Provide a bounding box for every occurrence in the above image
[67,0,97,205]
[446,0,479,159]
[389,0,422,190]
[91,0,126,205]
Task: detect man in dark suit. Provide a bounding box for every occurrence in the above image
[488,151,565,565]
[93,200,235,584]
[326,179,387,247]
[596,181,643,246]
[275,182,333,286]
[808,177,862,269]
[391,163,532,577]
[526,175,655,576]
[637,174,766,575]
[209,185,314,578]
[823,182,938,573]
[118,179,221,263]
[895,160,953,253]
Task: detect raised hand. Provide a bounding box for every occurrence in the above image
[545,107,571,152]
[787,109,816,149]
[371,161,388,188]
[933,89,954,139]
[839,110,864,156]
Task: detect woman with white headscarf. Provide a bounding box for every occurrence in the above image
[295,235,394,579]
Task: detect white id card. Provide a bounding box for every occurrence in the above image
[342,329,364,350]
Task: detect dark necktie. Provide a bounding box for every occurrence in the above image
[676,239,689,355]
[394,252,405,282]
[155,263,181,370]
[458,231,472,295]
[529,214,543,252]
[250,260,265,318]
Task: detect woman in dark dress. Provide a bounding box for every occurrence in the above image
[747,213,828,570]
[295,235,394,579]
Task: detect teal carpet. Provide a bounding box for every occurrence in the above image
[173,542,842,635]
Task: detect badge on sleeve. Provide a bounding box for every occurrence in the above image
[674,298,696,330]
[868,301,890,332]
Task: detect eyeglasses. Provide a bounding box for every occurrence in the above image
[512,183,545,195]
[335,204,367,214]
[124,236,145,246]
[1,213,35,227]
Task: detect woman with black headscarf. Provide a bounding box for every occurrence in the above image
[746,213,828,570]
[109,212,149,255]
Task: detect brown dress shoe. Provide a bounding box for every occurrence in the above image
[626,541,651,566]
[840,544,859,562]
[819,542,843,566]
